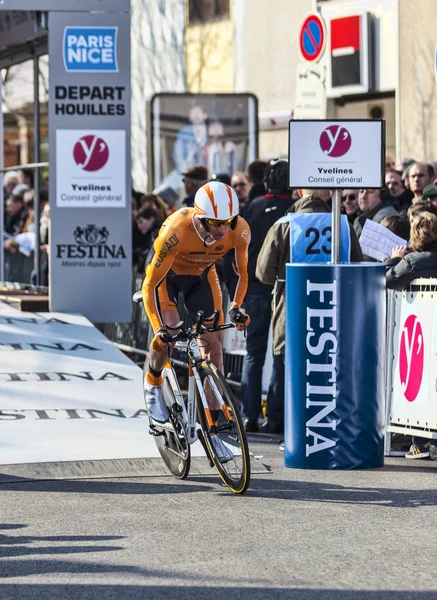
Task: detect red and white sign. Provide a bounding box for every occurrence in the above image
[399,315,424,402]
[288,119,384,189]
[324,12,371,98]
[56,129,126,208]
[319,125,351,158]
[391,299,435,430]
[298,13,326,63]
[73,135,110,172]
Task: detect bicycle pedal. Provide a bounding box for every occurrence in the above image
[171,403,183,414]
[149,427,165,437]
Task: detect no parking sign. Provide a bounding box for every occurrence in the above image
[299,13,326,63]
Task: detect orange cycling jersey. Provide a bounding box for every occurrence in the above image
[142,208,251,331]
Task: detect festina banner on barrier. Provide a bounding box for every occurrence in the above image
[284,263,386,469]
[0,1,129,11]
[49,11,131,323]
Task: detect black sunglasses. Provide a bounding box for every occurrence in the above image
[341,193,357,202]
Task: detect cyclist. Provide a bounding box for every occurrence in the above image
[142,181,251,460]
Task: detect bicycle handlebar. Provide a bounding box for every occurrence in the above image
[162,310,240,343]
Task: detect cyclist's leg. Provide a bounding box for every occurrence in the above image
[145,278,181,422]
[184,266,225,411]
[184,265,225,370]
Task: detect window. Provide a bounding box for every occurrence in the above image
[188,0,230,25]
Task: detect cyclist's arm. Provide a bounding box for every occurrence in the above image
[231,222,251,309]
[142,228,181,331]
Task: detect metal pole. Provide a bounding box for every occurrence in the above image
[331,189,342,263]
[33,55,41,286]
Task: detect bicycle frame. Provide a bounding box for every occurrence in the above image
[163,336,229,446]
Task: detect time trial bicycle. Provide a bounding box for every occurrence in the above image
[133,294,251,494]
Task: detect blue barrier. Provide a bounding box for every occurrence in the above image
[284,263,386,469]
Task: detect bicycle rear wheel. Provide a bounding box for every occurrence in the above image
[143,360,191,479]
[195,361,250,494]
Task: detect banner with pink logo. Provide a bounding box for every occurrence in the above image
[390,295,437,431]
[288,119,384,190]
[49,10,131,323]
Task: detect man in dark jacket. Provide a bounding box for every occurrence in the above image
[353,188,399,239]
[239,159,294,434]
[247,159,268,203]
[255,190,363,434]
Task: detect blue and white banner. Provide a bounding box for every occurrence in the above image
[284,263,386,469]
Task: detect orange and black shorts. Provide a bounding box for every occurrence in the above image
[157,266,224,325]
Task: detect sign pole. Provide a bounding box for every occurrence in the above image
[331,189,342,263]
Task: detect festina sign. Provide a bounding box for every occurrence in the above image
[0,408,148,420]
[305,280,338,457]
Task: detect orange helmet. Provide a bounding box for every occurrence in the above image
[194,181,239,223]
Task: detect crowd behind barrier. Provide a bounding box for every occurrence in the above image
[4,154,437,453]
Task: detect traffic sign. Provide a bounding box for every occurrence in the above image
[299,13,326,63]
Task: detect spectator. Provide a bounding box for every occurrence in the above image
[341,189,360,223]
[181,165,208,207]
[231,171,251,215]
[397,157,415,175]
[380,215,410,241]
[247,160,268,202]
[154,186,179,214]
[386,154,396,170]
[22,191,35,233]
[18,168,34,189]
[385,208,437,290]
[353,188,399,239]
[408,162,434,204]
[385,169,413,215]
[40,202,50,250]
[133,207,161,273]
[4,184,29,235]
[239,159,294,434]
[210,173,231,185]
[407,199,437,222]
[385,169,404,197]
[291,189,363,260]
[139,193,169,222]
[422,184,437,207]
[3,171,19,196]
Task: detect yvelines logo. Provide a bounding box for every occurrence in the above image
[73,135,109,172]
[399,314,424,402]
[63,27,118,72]
[56,225,127,260]
[320,125,352,157]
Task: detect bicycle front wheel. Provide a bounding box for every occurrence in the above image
[143,359,191,480]
[195,361,250,494]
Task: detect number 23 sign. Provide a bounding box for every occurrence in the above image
[287,213,351,263]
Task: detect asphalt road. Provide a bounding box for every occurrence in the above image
[1,435,437,600]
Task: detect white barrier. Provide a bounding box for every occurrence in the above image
[386,280,437,446]
[0,301,206,465]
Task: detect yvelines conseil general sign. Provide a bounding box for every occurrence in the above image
[288,119,385,189]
